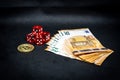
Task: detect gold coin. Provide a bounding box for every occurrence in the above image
[17,43,34,53]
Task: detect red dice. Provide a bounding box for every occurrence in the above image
[26,33,36,43]
[35,38,44,45]
[32,25,43,33]
[43,32,51,42]
[26,25,50,45]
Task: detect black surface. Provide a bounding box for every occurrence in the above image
[0,0,119,7]
[0,2,120,80]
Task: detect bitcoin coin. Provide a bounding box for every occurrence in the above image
[17,43,34,53]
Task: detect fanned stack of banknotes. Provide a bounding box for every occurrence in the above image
[45,28,113,66]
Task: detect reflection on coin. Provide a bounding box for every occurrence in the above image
[17,43,34,53]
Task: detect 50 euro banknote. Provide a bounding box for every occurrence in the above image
[45,28,114,66]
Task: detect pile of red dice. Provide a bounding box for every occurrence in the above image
[26,25,50,45]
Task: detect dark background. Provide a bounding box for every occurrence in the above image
[0,0,120,80]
